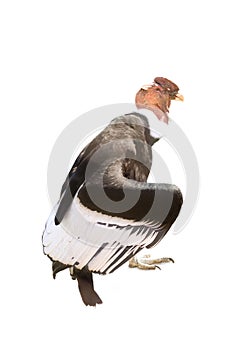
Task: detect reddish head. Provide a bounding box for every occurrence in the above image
[135,77,184,123]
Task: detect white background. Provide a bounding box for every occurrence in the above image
[1,1,247,349]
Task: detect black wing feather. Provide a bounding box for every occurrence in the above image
[78,181,183,233]
[55,113,153,224]
[55,112,183,241]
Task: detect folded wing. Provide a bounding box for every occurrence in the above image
[43,113,183,275]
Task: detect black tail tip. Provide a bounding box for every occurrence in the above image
[76,270,103,307]
[83,295,103,307]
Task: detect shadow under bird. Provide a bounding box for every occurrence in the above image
[43,77,184,306]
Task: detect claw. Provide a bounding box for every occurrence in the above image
[129,255,174,270]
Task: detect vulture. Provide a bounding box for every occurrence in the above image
[43,77,184,306]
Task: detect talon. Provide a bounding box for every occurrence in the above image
[129,255,174,270]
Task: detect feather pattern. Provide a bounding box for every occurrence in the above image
[43,113,183,274]
[42,111,183,305]
[43,196,162,274]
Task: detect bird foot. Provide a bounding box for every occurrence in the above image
[128,254,174,270]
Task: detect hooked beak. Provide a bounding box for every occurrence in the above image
[174,93,184,102]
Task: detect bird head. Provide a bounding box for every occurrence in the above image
[135,77,184,123]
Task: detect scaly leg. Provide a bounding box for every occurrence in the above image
[129,254,174,270]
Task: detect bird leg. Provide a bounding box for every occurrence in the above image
[128,254,174,270]
[69,266,77,280]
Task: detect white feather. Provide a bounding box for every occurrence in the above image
[42,196,159,273]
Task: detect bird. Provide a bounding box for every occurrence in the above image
[42,77,184,306]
